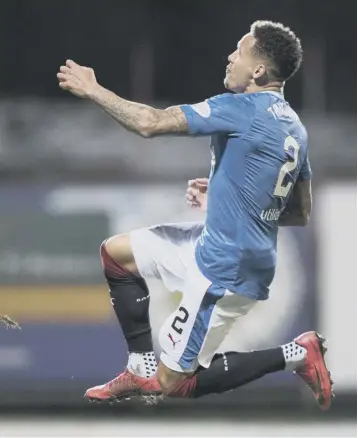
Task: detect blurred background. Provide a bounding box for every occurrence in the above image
[0,0,356,436]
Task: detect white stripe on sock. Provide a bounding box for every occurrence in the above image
[281,341,307,371]
[127,352,157,378]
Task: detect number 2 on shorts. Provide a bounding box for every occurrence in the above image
[171,306,189,335]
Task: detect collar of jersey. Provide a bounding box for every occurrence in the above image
[261,91,285,99]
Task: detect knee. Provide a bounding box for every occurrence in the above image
[102,234,129,260]
[100,234,138,275]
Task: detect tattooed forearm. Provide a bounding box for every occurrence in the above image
[278,179,312,227]
[90,85,188,137]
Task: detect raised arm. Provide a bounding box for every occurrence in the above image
[57,60,254,138]
[91,89,188,138]
[57,60,188,138]
[278,179,312,227]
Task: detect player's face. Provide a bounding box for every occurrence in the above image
[224,34,264,93]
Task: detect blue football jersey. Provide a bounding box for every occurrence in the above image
[181,91,311,300]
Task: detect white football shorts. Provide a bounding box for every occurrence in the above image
[130,223,256,372]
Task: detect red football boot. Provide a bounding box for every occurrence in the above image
[294,331,334,411]
[84,369,162,402]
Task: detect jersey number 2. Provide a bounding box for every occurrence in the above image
[274,136,300,198]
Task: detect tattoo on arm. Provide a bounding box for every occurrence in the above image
[278,179,312,227]
[90,86,188,137]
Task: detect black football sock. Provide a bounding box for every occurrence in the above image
[100,242,153,353]
[168,348,285,398]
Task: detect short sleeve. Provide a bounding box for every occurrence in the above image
[180,93,255,136]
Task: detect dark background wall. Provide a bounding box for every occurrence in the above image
[1,0,356,112]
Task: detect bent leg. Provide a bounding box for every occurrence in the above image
[156,272,285,398]
[101,223,204,375]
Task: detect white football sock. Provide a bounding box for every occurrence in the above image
[281,341,307,371]
[127,352,157,378]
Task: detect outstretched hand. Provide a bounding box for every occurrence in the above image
[57,60,99,98]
